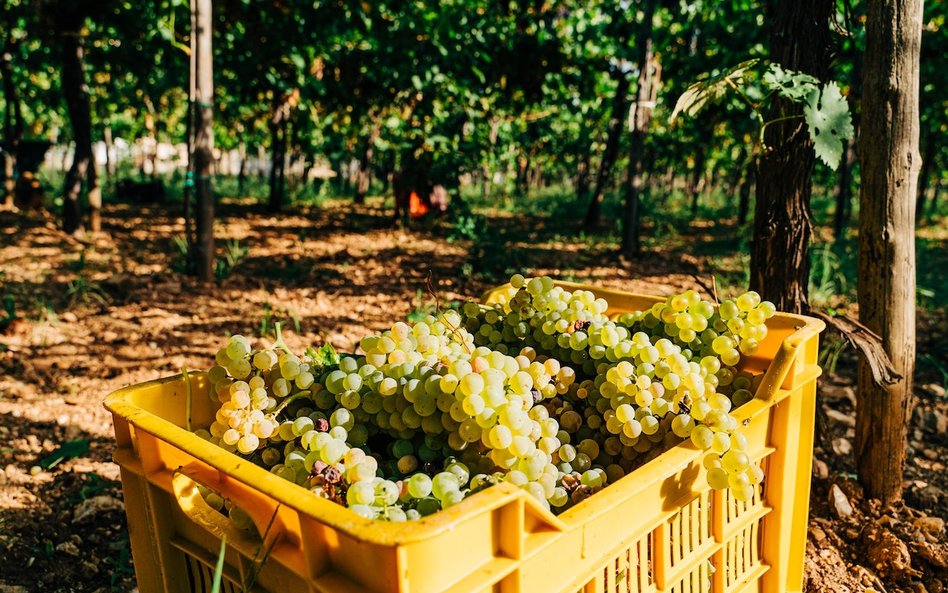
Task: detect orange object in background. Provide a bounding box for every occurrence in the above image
[409,190,429,218]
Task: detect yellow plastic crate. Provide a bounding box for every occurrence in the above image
[105,282,823,593]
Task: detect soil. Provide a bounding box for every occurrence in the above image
[0,199,945,593]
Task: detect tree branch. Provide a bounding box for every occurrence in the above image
[810,309,903,386]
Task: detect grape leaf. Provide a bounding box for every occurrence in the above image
[670,59,759,121]
[308,343,340,369]
[762,64,820,102]
[804,82,854,169]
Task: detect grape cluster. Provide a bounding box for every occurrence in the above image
[616,290,775,404]
[196,274,778,522]
[459,275,776,502]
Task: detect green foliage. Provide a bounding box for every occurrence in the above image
[803,82,855,169]
[103,538,135,592]
[215,239,250,281]
[38,439,90,469]
[763,63,819,101]
[3,0,942,285]
[170,235,190,275]
[65,276,110,309]
[210,537,226,593]
[259,303,300,338]
[308,343,341,369]
[673,59,854,169]
[818,333,849,376]
[808,243,851,307]
[671,59,760,121]
[0,294,16,332]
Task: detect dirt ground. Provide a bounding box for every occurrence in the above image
[0,199,945,592]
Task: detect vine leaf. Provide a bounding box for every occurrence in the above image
[308,343,340,369]
[804,82,854,169]
[762,63,820,102]
[670,59,759,121]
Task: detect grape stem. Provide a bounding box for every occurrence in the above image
[272,322,290,352]
[425,270,472,354]
[271,391,315,419]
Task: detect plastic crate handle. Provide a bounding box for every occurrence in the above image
[172,462,296,558]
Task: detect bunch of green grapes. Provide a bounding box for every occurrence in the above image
[197,273,780,518]
[202,335,298,455]
[616,290,775,405]
[201,312,584,516]
[462,276,612,378]
[319,313,579,512]
[459,275,773,502]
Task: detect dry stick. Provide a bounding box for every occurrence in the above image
[243,504,282,591]
[810,309,902,386]
[182,366,193,432]
[690,274,719,305]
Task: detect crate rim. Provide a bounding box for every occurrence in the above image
[105,374,566,546]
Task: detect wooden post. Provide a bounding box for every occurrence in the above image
[58,4,96,234]
[621,0,658,256]
[191,0,215,282]
[855,0,922,504]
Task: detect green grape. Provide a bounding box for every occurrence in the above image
[690,425,714,449]
[431,472,460,500]
[721,450,750,474]
[407,473,433,498]
[707,467,730,490]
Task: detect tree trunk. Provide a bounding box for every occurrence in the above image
[340,152,352,196]
[833,138,855,237]
[354,124,378,205]
[585,67,632,228]
[87,155,101,232]
[702,162,716,199]
[237,139,247,195]
[481,162,492,199]
[688,144,707,216]
[531,164,544,190]
[103,124,114,178]
[143,104,158,179]
[914,132,934,224]
[834,48,861,239]
[515,152,530,198]
[738,169,753,226]
[575,148,591,203]
[382,155,393,194]
[726,146,747,210]
[621,1,658,256]
[268,97,288,212]
[59,9,95,235]
[2,32,23,209]
[183,28,196,257]
[190,0,215,282]
[928,177,943,219]
[749,0,833,314]
[855,0,922,505]
[284,118,295,193]
[2,153,13,210]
